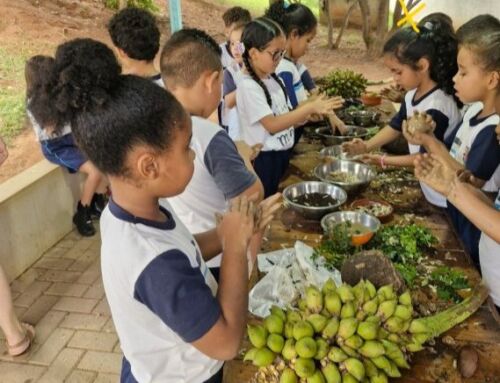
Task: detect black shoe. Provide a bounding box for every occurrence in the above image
[90,193,107,219]
[73,202,96,237]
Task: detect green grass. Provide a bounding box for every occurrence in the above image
[214,0,319,17]
[0,47,29,142]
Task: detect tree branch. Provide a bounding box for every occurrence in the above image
[333,0,360,49]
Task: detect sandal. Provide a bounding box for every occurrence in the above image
[7,323,35,356]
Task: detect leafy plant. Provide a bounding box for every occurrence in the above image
[395,263,418,287]
[317,69,368,99]
[429,267,470,303]
[313,222,356,270]
[104,0,159,12]
[368,224,437,264]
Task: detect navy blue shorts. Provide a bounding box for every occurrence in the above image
[253,150,290,198]
[41,134,86,173]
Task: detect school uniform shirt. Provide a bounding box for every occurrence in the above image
[296,62,316,92]
[446,103,500,263]
[484,165,500,192]
[222,63,244,140]
[219,42,234,68]
[389,86,461,207]
[237,74,294,151]
[277,57,308,109]
[166,116,257,268]
[27,108,72,142]
[148,73,165,88]
[479,188,500,306]
[100,198,223,383]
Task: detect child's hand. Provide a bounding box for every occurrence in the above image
[342,138,367,155]
[380,85,405,103]
[308,95,344,116]
[217,196,255,252]
[414,153,455,196]
[0,136,8,166]
[327,113,347,135]
[402,121,432,146]
[235,141,262,162]
[254,193,282,233]
[360,153,382,166]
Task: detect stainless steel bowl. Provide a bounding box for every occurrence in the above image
[320,145,358,161]
[314,159,376,194]
[320,210,381,237]
[347,110,380,127]
[283,181,348,220]
[315,126,369,146]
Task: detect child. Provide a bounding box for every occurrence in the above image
[237,17,343,197]
[160,28,264,281]
[107,7,163,86]
[0,135,35,356]
[344,20,461,207]
[51,37,280,383]
[25,55,107,237]
[220,6,252,68]
[221,22,247,140]
[405,16,500,265]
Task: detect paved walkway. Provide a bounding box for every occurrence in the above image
[1,229,122,383]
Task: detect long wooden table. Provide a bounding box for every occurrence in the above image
[223,142,500,382]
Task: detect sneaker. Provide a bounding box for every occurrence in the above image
[73,202,96,236]
[90,193,107,219]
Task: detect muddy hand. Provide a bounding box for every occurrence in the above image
[342,138,367,155]
[255,193,282,232]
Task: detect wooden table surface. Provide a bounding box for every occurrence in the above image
[223,145,500,383]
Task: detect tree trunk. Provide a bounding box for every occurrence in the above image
[358,0,371,48]
[326,0,334,48]
[118,0,127,10]
[367,0,390,58]
[333,0,360,49]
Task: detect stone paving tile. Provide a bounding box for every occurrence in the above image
[69,331,118,352]
[94,373,120,383]
[66,369,98,383]
[45,282,89,297]
[92,298,111,316]
[60,313,108,331]
[68,259,95,273]
[10,268,45,293]
[21,294,59,325]
[53,297,99,314]
[35,310,67,344]
[14,280,52,307]
[113,342,121,354]
[83,279,104,300]
[38,347,84,383]
[38,269,82,283]
[77,260,101,285]
[29,328,74,365]
[78,351,122,374]
[34,256,75,270]
[0,361,46,381]
[101,318,116,334]
[42,244,71,258]
[63,238,96,260]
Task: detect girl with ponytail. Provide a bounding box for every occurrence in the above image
[237,17,343,196]
[344,20,461,208]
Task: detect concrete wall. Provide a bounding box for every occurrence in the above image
[0,160,81,282]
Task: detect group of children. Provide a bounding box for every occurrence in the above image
[16,1,500,382]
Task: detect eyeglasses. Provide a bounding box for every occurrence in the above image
[263,49,286,62]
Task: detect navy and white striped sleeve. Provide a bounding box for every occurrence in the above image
[300,68,316,92]
[465,125,500,181]
[389,102,407,131]
[278,71,299,109]
[134,250,221,343]
[223,69,237,97]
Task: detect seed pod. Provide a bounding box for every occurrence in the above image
[377,285,396,301]
[394,305,412,321]
[307,370,327,383]
[365,315,381,324]
[405,342,424,352]
[253,347,276,367]
[337,318,358,341]
[377,328,389,340]
[370,371,389,383]
[265,314,285,335]
[342,358,366,381]
[409,319,429,334]
[282,339,297,361]
[357,321,379,340]
[340,345,359,358]
[243,347,258,362]
[248,324,268,348]
[296,337,318,359]
[362,299,379,316]
[306,285,324,313]
[322,362,342,383]
[337,284,355,303]
[363,359,378,378]
[293,321,315,340]
[325,292,342,317]
[383,360,401,378]
[364,280,377,299]
[328,347,348,363]
[387,334,401,344]
[352,280,366,303]
[295,358,316,378]
[376,300,397,321]
[315,338,329,360]
[344,334,363,349]
[341,372,357,383]
[287,310,303,323]
[381,340,410,369]
[322,317,340,340]
[308,314,329,333]
[384,317,404,334]
[280,367,298,383]
[271,306,287,321]
[371,355,391,371]
[398,290,412,306]
[267,333,285,353]
[285,321,296,339]
[322,278,338,295]
[340,302,356,319]
[359,340,385,358]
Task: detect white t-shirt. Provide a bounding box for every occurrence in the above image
[479,190,500,306]
[166,116,257,268]
[100,198,223,383]
[276,57,308,107]
[237,74,294,151]
[222,63,244,140]
[219,42,234,68]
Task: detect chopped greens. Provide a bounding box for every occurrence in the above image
[429,267,470,303]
